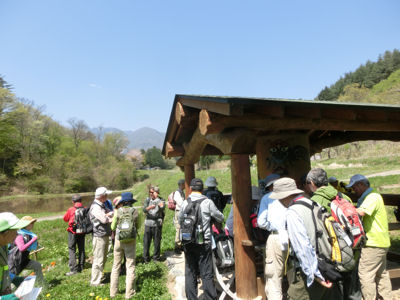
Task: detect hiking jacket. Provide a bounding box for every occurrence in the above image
[311,185,352,213]
[143,197,165,227]
[89,200,112,237]
[179,191,224,242]
[63,202,83,234]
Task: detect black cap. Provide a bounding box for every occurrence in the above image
[190,178,203,190]
[72,194,82,202]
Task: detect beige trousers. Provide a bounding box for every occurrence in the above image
[358,247,392,300]
[90,235,109,285]
[264,234,287,300]
[110,239,136,298]
[173,210,181,247]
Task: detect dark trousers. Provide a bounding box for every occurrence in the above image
[287,269,341,300]
[68,231,85,272]
[143,225,162,262]
[184,242,217,300]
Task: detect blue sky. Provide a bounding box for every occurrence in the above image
[1,1,399,132]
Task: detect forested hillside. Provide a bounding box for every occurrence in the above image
[317,49,400,104]
[0,76,138,195]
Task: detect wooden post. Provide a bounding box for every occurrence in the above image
[231,154,258,299]
[184,164,195,198]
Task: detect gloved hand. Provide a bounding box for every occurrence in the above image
[1,293,19,300]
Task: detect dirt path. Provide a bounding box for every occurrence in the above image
[365,169,400,178]
[37,214,64,222]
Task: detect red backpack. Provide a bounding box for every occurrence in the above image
[330,193,366,248]
[168,191,176,210]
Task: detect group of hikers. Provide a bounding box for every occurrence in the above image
[170,170,393,300]
[0,168,395,299]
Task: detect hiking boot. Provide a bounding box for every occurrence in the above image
[65,271,78,276]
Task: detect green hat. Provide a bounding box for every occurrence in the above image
[0,212,31,232]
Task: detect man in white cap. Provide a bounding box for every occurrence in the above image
[0,212,31,299]
[256,173,287,300]
[272,177,334,300]
[89,186,114,286]
[347,174,392,299]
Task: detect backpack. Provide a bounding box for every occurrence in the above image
[168,191,176,210]
[292,199,355,282]
[250,212,270,243]
[214,233,235,268]
[117,206,138,242]
[180,197,206,245]
[204,189,226,212]
[330,193,366,249]
[8,235,31,275]
[74,206,93,234]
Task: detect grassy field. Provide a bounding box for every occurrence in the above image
[16,149,400,299]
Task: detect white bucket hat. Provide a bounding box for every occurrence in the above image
[270,177,304,200]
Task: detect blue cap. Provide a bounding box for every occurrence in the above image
[346,174,367,188]
[260,173,281,188]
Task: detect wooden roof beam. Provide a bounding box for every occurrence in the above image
[176,127,208,166]
[205,129,257,155]
[179,96,243,116]
[165,141,184,158]
[200,111,400,133]
[309,132,400,155]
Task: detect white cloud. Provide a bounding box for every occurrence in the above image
[89,83,102,88]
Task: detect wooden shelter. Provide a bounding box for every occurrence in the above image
[162,94,400,299]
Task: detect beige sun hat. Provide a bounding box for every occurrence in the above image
[21,215,37,225]
[270,177,304,200]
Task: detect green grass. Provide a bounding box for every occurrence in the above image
[33,217,172,299]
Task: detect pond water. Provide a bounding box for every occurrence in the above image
[3,193,119,214]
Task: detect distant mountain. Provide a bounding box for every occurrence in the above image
[91,126,165,150]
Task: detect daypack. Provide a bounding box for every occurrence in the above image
[250,212,270,243]
[250,200,270,243]
[168,191,176,210]
[292,199,355,282]
[117,206,138,242]
[214,233,235,268]
[180,197,206,245]
[8,235,31,275]
[330,193,366,248]
[204,189,226,212]
[74,206,93,234]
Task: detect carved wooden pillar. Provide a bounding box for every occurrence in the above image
[184,164,195,198]
[256,133,311,184]
[231,154,258,299]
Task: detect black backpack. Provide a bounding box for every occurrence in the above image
[8,236,31,275]
[204,189,226,212]
[74,206,93,234]
[180,197,206,245]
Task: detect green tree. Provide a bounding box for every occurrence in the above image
[144,147,167,169]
